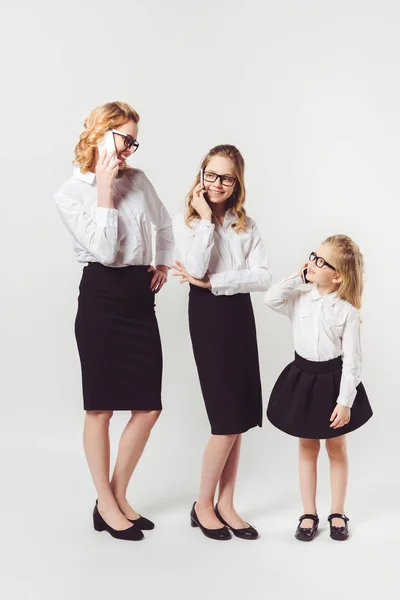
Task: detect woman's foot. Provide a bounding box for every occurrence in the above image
[190,502,231,541]
[215,503,249,530]
[96,499,134,531]
[195,501,227,530]
[215,504,259,540]
[93,501,144,541]
[115,497,141,521]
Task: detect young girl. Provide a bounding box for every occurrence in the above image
[173,145,271,541]
[55,101,173,541]
[264,236,372,541]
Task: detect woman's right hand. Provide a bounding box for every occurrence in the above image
[190,183,212,221]
[96,150,121,208]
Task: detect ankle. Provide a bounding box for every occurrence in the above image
[196,500,215,510]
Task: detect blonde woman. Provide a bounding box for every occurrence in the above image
[55,101,174,541]
[264,236,373,542]
[173,145,272,541]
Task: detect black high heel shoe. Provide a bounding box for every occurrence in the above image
[93,502,144,541]
[127,515,155,530]
[214,504,259,540]
[190,502,231,541]
[295,514,319,542]
[327,513,349,541]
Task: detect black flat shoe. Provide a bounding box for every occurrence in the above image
[190,502,231,541]
[93,502,144,541]
[127,515,155,530]
[328,513,349,541]
[214,504,259,540]
[295,514,319,542]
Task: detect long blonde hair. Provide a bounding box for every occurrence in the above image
[185,144,248,233]
[324,234,364,309]
[74,101,140,172]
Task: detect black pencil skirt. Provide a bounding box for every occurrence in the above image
[188,285,263,435]
[267,352,373,439]
[75,263,163,411]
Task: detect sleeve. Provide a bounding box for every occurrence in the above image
[208,221,272,296]
[55,186,119,265]
[172,212,215,279]
[144,175,174,267]
[263,273,304,318]
[336,312,362,408]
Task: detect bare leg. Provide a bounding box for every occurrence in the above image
[298,438,320,528]
[83,411,132,530]
[326,435,348,527]
[195,434,238,529]
[217,435,248,528]
[111,410,161,520]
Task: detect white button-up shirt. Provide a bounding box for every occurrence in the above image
[264,273,362,408]
[55,167,174,267]
[172,209,272,295]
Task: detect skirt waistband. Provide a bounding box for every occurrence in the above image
[294,352,342,374]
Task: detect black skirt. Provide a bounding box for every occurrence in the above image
[188,285,263,435]
[267,352,372,439]
[75,263,162,411]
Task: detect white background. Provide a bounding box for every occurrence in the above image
[1,0,399,598]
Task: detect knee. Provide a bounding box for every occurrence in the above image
[299,438,320,459]
[325,437,347,460]
[132,410,161,429]
[85,410,114,424]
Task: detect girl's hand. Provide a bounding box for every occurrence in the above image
[96,150,121,208]
[172,261,211,289]
[148,265,168,293]
[330,404,351,429]
[190,183,212,221]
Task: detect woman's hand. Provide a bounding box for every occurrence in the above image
[96,149,121,208]
[330,404,351,429]
[148,265,168,293]
[190,183,212,221]
[172,261,211,289]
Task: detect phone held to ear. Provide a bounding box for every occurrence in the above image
[98,130,116,158]
[302,267,309,284]
[200,168,204,187]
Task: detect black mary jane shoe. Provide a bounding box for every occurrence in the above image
[93,502,144,541]
[214,504,259,540]
[190,502,231,541]
[327,513,350,541]
[127,515,155,530]
[295,514,319,542]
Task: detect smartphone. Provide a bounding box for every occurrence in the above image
[98,130,116,158]
[302,267,309,284]
[200,168,204,187]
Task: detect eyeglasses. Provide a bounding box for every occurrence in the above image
[111,129,139,152]
[309,252,336,271]
[203,171,237,187]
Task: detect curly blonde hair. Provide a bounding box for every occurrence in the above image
[74,101,140,172]
[324,234,364,309]
[185,145,248,233]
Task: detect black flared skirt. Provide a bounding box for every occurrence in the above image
[188,285,263,435]
[75,263,162,411]
[267,352,372,439]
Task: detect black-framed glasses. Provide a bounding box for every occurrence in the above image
[111,129,140,152]
[203,171,237,187]
[309,252,336,271]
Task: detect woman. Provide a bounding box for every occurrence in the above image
[55,101,174,541]
[173,145,271,540]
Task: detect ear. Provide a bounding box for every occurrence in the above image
[332,272,343,285]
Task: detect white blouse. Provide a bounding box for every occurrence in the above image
[264,273,363,408]
[172,209,272,296]
[55,167,174,267]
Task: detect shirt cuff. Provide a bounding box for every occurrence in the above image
[336,393,356,409]
[155,251,173,268]
[96,207,118,228]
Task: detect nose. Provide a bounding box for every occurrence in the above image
[213,176,223,187]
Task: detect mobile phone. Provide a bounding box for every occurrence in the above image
[302,267,309,284]
[98,130,116,158]
[200,168,204,187]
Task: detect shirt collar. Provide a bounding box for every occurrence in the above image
[73,166,96,185]
[310,286,339,306]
